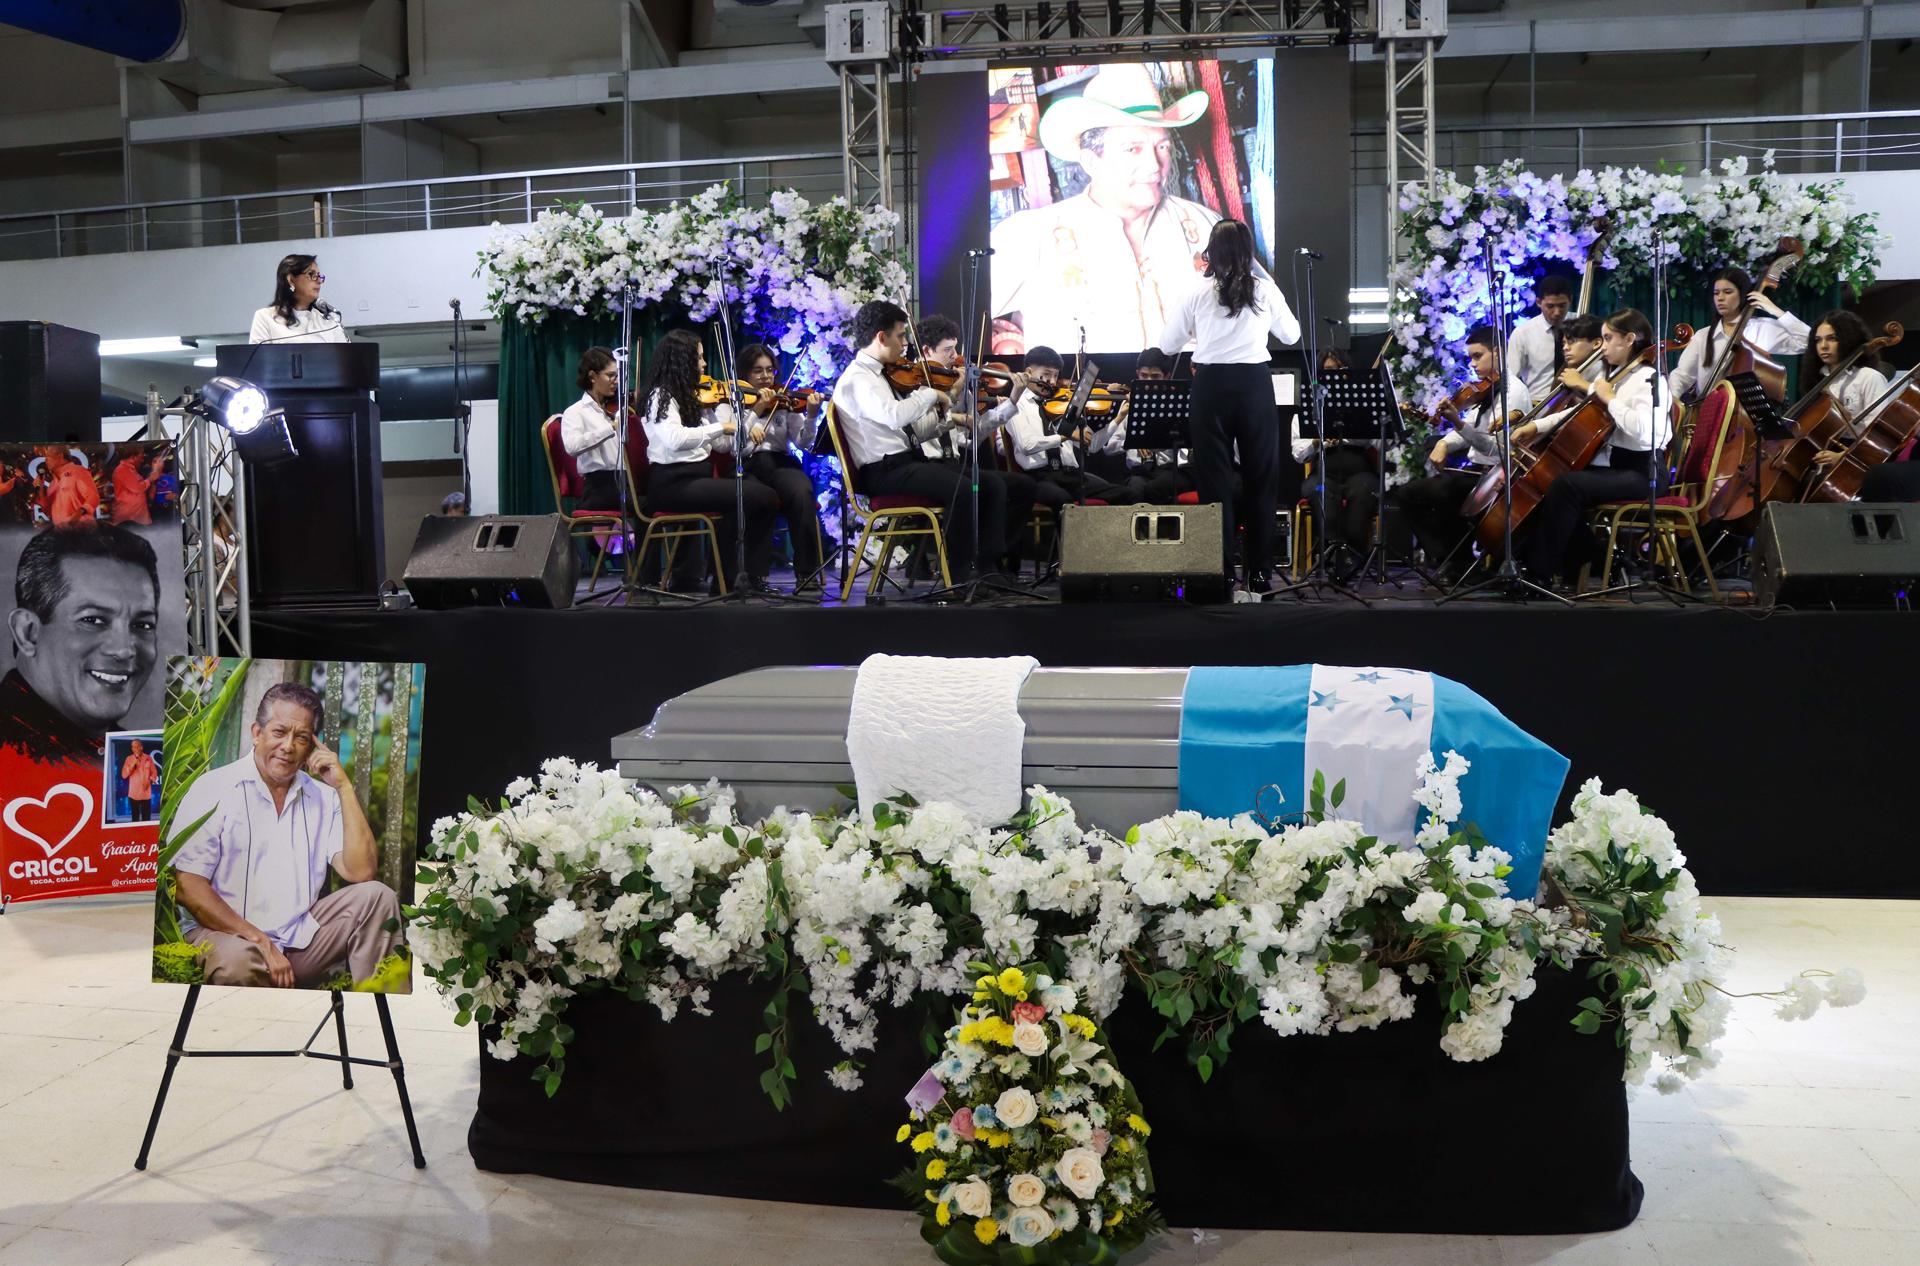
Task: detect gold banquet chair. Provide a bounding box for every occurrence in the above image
[825,403,951,601]
[1589,380,1738,599]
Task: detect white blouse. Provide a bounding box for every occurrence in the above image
[1534,364,1667,467]
[1819,364,1891,434]
[1153,276,1301,365]
[558,392,619,475]
[248,305,347,345]
[643,390,732,466]
[1667,312,1809,404]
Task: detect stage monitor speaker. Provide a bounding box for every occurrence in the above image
[403,515,577,610]
[0,321,101,443]
[1752,502,1920,608]
[1058,503,1228,603]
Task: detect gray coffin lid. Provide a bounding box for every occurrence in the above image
[612,665,1189,831]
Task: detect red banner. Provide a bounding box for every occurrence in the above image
[0,743,159,904]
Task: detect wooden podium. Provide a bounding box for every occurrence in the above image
[215,343,384,608]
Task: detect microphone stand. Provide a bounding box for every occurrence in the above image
[1439,241,1569,606]
[450,298,472,510]
[920,248,1047,605]
[1274,248,1352,603]
[690,307,809,608]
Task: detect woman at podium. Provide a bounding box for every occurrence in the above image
[249,253,348,344]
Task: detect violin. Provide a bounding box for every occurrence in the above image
[1433,374,1498,426]
[885,358,962,397]
[696,376,766,409]
[1041,382,1130,420]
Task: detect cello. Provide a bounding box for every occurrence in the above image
[1696,240,1805,524]
[1755,322,1903,506]
[1473,324,1691,556]
[1798,362,1920,505]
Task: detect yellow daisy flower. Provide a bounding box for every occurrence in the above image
[975,1217,999,1244]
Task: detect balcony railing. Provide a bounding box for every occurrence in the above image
[0,152,846,263]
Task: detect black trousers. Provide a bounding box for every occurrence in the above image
[860,453,1010,567]
[1519,450,1656,583]
[1305,446,1378,555]
[745,451,822,577]
[1862,461,1920,502]
[1127,463,1199,505]
[928,458,1039,566]
[1190,362,1279,580]
[1027,464,1131,508]
[1397,469,1482,575]
[646,460,779,585]
[129,797,151,822]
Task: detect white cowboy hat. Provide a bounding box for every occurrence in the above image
[1037,63,1210,164]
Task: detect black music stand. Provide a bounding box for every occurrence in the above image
[1125,378,1190,450]
[1293,373,1389,601]
[1730,372,1792,438]
[1321,368,1433,587]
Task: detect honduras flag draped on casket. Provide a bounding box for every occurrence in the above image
[1178,666,1569,896]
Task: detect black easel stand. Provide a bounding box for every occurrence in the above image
[136,985,425,1171]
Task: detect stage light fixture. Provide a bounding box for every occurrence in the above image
[189,376,300,467]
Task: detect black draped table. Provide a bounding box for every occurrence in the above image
[470,965,1641,1234]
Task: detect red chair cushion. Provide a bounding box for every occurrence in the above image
[870,494,943,511]
[543,417,588,500]
[1176,491,1200,505]
[1082,498,1110,507]
[1677,387,1733,486]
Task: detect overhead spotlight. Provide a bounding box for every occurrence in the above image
[190,376,299,466]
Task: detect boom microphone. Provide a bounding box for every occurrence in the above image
[1294,248,1325,260]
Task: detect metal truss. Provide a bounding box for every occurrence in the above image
[904,1,1373,61]
[839,62,895,216]
[166,401,251,657]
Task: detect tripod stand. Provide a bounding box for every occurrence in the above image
[1439,245,1569,606]
[690,305,813,608]
[919,252,1048,605]
[1274,251,1360,603]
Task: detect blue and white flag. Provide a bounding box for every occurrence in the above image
[1177,665,1570,894]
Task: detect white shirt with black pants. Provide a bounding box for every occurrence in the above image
[831,351,1010,568]
[1004,395,1129,507]
[719,399,825,580]
[1520,362,1667,583]
[1398,395,1502,579]
[1151,276,1301,585]
[641,390,779,587]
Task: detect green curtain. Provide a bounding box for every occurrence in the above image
[497,310,713,515]
[1590,277,1845,403]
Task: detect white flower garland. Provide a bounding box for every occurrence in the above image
[478,185,912,381]
[407,755,1862,1099]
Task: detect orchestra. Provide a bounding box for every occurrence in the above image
[536,219,1914,603]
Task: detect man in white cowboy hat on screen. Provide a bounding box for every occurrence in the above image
[991,63,1222,353]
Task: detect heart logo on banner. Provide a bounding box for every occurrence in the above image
[3,782,94,859]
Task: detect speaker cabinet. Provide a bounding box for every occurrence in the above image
[1058,503,1227,603]
[1752,502,1920,608]
[403,515,578,609]
[0,321,101,443]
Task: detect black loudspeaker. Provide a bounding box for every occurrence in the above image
[0,321,101,443]
[403,515,578,610]
[1752,502,1920,608]
[1058,503,1228,603]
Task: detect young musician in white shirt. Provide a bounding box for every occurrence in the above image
[1396,326,1507,584]
[831,300,1014,577]
[640,330,779,590]
[917,315,1040,570]
[1146,219,1301,593]
[1518,308,1670,586]
[727,342,826,588]
[1799,310,1892,471]
[1505,275,1574,407]
[248,253,348,344]
[1290,347,1380,580]
[1667,267,1810,404]
[1003,346,1132,507]
[1121,348,1199,504]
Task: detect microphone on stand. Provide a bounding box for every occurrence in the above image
[967,248,995,258]
[1295,248,1325,260]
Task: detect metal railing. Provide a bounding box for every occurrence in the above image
[1351,108,1920,184]
[0,152,846,263]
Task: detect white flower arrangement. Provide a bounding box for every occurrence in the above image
[407,755,1863,1103]
[478,185,912,381]
[1386,155,1887,475]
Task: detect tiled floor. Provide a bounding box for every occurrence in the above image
[0,897,1913,1265]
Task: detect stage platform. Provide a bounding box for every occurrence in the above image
[253,596,1919,901]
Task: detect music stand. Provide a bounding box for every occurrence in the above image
[1125,378,1190,450]
[1729,371,1792,438]
[1295,369,1395,596]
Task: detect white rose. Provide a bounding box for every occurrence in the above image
[994,1086,1038,1128]
[952,1177,992,1219]
[1005,1205,1056,1247]
[1012,1022,1050,1057]
[1006,1173,1047,1207]
[1055,1146,1103,1200]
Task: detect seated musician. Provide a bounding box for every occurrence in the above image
[1397,325,1506,584]
[1291,347,1380,580]
[1669,268,1809,405]
[1004,346,1132,507]
[640,330,780,591]
[831,300,1014,577]
[917,316,1040,571]
[1506,314,1604,449]
[1800,310,1891,471]
[1122,348,1197,504]
[559,347,629,515]
[1518,308,1669,587]
[729,342,827,589]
